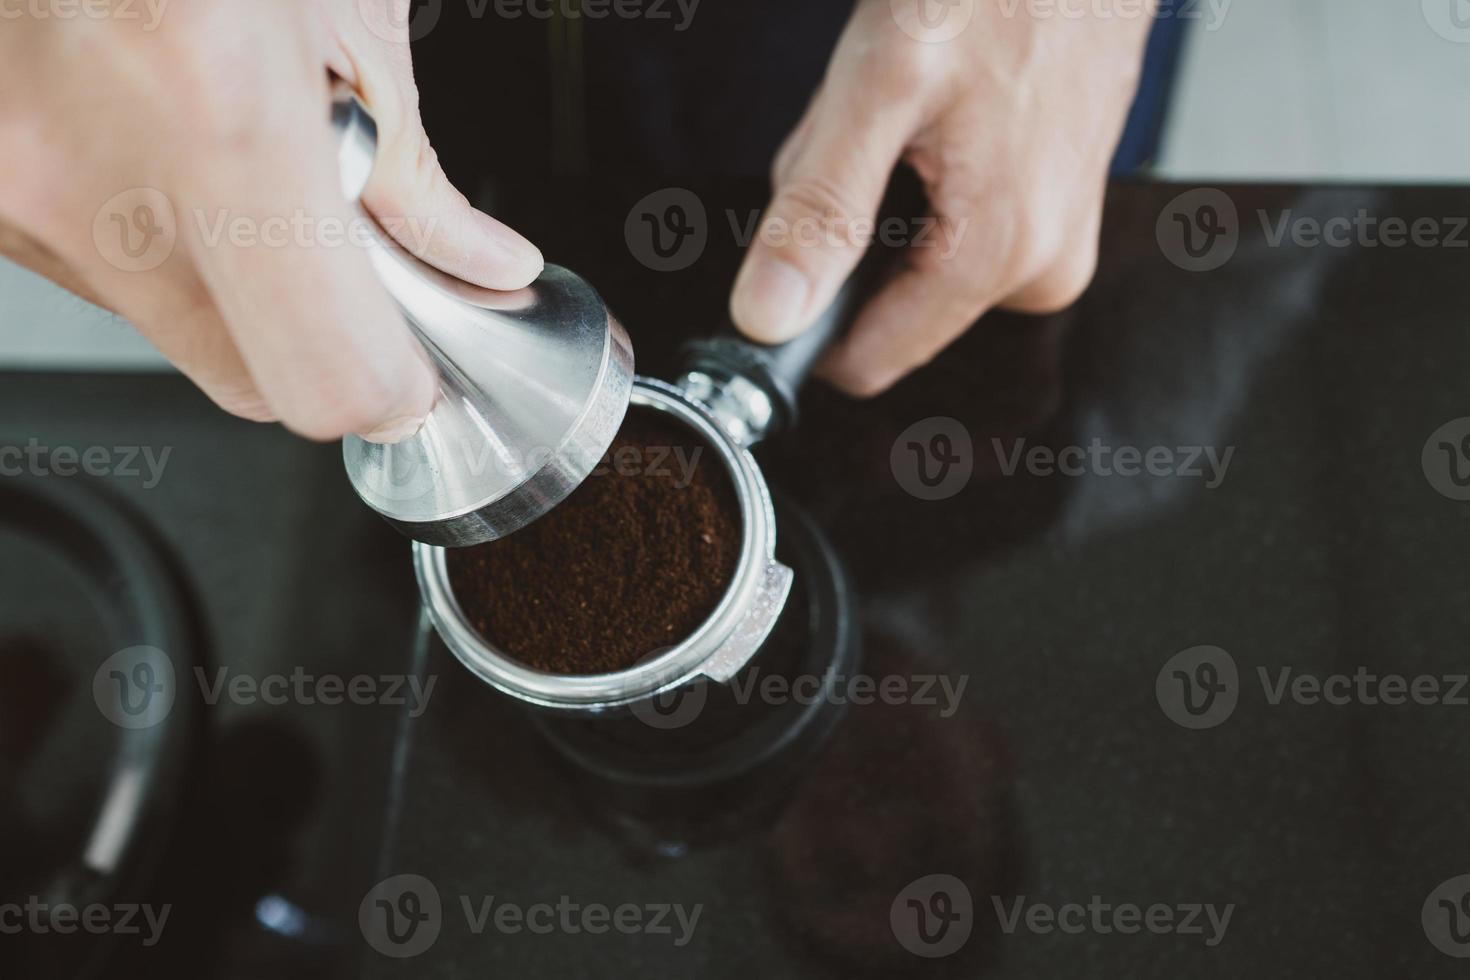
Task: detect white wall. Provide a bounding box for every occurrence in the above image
[1158,0,1470,181]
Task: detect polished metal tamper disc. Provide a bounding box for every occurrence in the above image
[333,82,634,546]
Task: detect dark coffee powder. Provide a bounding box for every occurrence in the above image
[446,408,743,675]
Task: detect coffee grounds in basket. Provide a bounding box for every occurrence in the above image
[445,408,742,675]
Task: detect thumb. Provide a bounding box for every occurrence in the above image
[731,88,914,344]
[361,88,543,290]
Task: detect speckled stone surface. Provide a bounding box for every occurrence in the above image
[6,181,1469,978]
[358,181,1470,978]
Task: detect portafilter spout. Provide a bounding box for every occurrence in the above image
[332,80,635,547]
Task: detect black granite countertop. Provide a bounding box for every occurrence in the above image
[4,181,1469,978]
[365,180,1470,979]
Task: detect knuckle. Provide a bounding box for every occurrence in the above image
[928,252,988,302]
[764,175,874,265]
[403,133,446,203]
[829,346,903,398]
[1011,214,1067,282]
[0,121,56,231]
[773,175,867,226]
[850,8,947,91]
[211,386,276,423]
[843,369,894,399]
[1020,245,1099,314]
[372,127,440,206]
[370,78,424,158]
[280,376,397,442]
[872,42,943,95]
[1053,262,1099,311]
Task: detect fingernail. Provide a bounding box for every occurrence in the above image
[732,256,810,343]
[361,415,426,445]
[499,239,544,287]
[474,213,544,289]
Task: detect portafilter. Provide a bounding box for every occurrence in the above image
[332,81,868,711]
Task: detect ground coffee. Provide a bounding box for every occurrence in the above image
[446,408,742,675]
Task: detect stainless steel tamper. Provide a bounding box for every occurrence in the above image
[333,81,635,547]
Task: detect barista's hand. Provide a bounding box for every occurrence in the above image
[730,0,1152,396]
[0,0,541,441]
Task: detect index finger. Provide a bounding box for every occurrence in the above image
[180,98,435,443]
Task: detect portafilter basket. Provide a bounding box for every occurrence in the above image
[413,302,862,711]
[331,80,867,712]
